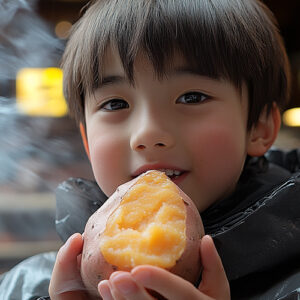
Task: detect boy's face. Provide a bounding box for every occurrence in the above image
[85,49,252,212]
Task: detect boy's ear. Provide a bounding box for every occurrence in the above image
[79,122,91,160]
[247,103,281,157]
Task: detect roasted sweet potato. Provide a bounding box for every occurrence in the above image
[81,170,204,298]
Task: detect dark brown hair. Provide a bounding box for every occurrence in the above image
[62,0,290,129]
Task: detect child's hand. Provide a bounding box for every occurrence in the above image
[49,233,91,300]
[98,235,230,300]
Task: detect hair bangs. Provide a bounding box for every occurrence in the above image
[73,0,251,96]
[102,0,247,85]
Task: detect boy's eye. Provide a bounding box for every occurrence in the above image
[99,99,129,111]
[176,92,209,104]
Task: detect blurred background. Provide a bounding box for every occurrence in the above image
[0,0,299,274]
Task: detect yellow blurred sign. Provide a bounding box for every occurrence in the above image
[283,107,300,127]
[16,68,68,117]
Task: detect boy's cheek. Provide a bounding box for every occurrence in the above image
[188,122,246,159]
[187,126,247,200]
[89,136,130,197]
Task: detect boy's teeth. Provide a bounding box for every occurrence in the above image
[159,169,182,177]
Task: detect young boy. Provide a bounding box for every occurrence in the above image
[1,0,299,299]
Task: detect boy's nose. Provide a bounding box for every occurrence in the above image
[130,121,175,152]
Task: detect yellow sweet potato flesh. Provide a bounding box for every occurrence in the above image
[100,171,186,269]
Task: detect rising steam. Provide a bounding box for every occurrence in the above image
[0,0,90,192]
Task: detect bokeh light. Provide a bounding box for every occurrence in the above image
[55,20,72,39]
[283,107,300,127]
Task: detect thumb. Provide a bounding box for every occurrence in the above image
[198,235,230,299]
[49,233,87,300]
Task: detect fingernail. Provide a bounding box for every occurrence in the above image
[98,280,113,300]
[131,266,151,286]
[63,233,78,248]
[112,273,138,295]
[207,235,215,244]
[109,271,123,279]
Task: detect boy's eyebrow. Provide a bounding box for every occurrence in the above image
[99,75,127,88]
[98,67,209,89]
[171,66,220,82]
[172,66,203,76]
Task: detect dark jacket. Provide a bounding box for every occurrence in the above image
[1,149,299,300]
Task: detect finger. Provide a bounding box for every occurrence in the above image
[198,235,230,299]
[49,233,86,299]
[98,280,114,300]
[110,272,155,300]
[100,274,125,300]
[132,265,207,300]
